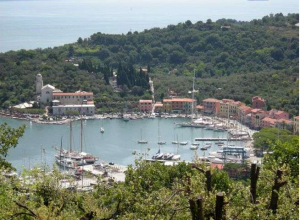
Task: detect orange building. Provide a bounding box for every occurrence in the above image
[138,100,153,113]
[203,98,220,115]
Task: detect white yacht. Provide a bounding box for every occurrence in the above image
[190,143,199,150]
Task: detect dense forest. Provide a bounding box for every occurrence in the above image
[0,13,298,114]
[0,124,299,219]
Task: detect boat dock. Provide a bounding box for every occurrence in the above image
[195,137,250,141]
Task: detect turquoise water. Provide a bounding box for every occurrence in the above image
[0,0,298,52]
[1,117,246,172]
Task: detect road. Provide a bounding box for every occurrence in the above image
[149,77,155,114]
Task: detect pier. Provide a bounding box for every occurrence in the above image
[195,137,250,142]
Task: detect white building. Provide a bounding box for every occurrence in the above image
[40,84,56,104]
[52,101,95,116]
[52,91,94,105]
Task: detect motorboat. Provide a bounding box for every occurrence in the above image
[172,141,179,144]
[180,141,188,145]
[100,127,105,133]
[190,143,199,150]
[158,141,166,145]
[138,140,148,144]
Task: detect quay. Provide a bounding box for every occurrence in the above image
[194,137,251,141]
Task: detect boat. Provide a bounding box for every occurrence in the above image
[179,141,188,145]
[123,116,130,122]
[190,143,199,150]
[100,127,104,133]
[157,120,166,145]
[172,141,179,144]
[54,119,98,167]
[138,129,148,144]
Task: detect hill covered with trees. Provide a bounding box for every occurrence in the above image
[0,13,298,114]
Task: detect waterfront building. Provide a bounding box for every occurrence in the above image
[293,116,299,134]
[252,96,266,109]
[237,105,253,124]
[162,98,196,114]
[52,91,94,105]
[162,99,172,113]
[154,102,163,113]
[261,117,278,128]
[250,109,268,129]
[196,105,204,114]
[202,98,220,115]
[40,84,56,104]
[138,100,153,113]
[52,102,95,116]
[268,109,289,120]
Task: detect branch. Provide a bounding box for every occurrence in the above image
[153,189,183,220]
[191,164,205,174]
[100,200,121,220]
[13,200,37,218]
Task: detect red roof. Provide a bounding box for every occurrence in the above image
[196,105,204,109]
[139,100,153,103]
[171,98,196,102]
[53,92,93,96]
[262,117,277,124]
[203,98,220,102]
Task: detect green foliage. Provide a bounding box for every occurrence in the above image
[253,128,297,150]
[0,123,25,170]
[263,137,299,179]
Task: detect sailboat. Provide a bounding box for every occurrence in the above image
[172,135,181,160]
[100,127,105,133]
[100,120,105,133]
[172,131,178,144]
[157,120,166,145]
[138,129,148,144]
[54,119,98,167]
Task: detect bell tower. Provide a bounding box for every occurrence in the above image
[36,73,43,94]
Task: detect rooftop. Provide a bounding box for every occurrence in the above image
[139,100,153,103]
[203,98,220,102]
[53,92,93,96]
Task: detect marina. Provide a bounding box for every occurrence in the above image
[2,115,255,173]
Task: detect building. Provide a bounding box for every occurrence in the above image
[237,106,253,124]
[162,98,196,114]
[52,101,95,116]
[268,109,289,120]
[138,100,153,113]
[202,98,220,115]
[276,119,293,130]
[40,84,56,104]
[154,102,163,113]
[261,117,277,128]
[250,109,268,129]
[196,105,204,114]
[52,91,94,105]
[293,116,299,134]
[252,96,266,109]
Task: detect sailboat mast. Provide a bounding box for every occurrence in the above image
[70,121,73,152]
[80,118,83,152]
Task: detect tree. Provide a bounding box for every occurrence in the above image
[68,45,74,57]
[0,123,25,170]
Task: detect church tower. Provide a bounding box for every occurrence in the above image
[36,73,43,94]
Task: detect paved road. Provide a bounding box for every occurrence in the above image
[149,78,155,114]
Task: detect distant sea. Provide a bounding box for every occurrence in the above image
[0,0,298,52]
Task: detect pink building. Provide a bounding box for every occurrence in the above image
[138,100,153,112]
[252,96,266,109]
[237,105,253,124]
[154,102,163,113]
[261,117,277,128]
[250,109,268,129]
[203,98,220,114]
[268,109,289,120]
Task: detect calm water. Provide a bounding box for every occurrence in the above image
[0,0,298,52]
[1,117,246,172]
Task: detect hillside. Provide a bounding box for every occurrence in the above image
[0,13,298,114]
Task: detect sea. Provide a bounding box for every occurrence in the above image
[0,0,298,52]
[1,117,247,172]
